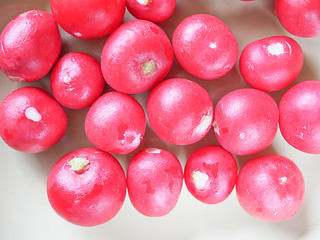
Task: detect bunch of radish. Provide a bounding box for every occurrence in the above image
[0,0,319,227]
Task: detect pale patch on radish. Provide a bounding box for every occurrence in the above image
[209,42,217,49]
[74,32,83,38]
[192,171,208,190]
[25,107,42,122]
[132,133,142,146]
[141,60,157,76]
[68,157,89,173]
[137,0,150,5]
[194,113,213,136]
[63,76,72,83]
[239,132,246,140]
[120,131,142,147]
[280,176,288,184]
[146,148,162,154]
[267,42,285,56]
[213,120,220,135]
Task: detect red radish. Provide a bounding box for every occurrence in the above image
[127,148,183,217]
[0,87,67,153]
[184,145,238,204]
[147,78,214,145]
[279,80,320,154]
[0,10,61,82]
[239,36,304,92]
[126,0,176,23]
[85,92,146,155]
[172,14,238,80]
[274,0,320,38]
[50,0,125,39]
[47,148,126,226]
[50,52,105,109]
[101,20,174,94]
[236,155,305,221]
[213,88,279,155]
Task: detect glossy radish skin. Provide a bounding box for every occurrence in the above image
[47,148,126,226]
[0,87,67,153]
[126,0,176,23]
[274,0,320,38]
[240,36,304,92]
[236,155,305,221]
[213,88,279,155]
[50,0,125,39]
[147,78,214,145]
[127,148,183,217]
[50,52,105,109]
[184,145,238,204]
[0,10,61,82]
[172,14,238,80]
[279,81,320,154]
[101,20,174,94]
[85,92,146,155]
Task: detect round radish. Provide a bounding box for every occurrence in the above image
[274,0,320,38]
[50,0,125,39]
[85,91,146,155]
[126,0,176,23]
[0,87,67,153]
[184,145,238,204]
[47,148,126,226]
[279,80,320,154]
[50,52,105,109]
[213,88,279,155]
[127,148,183,217]
[147,78,214,145]
[101,19,174,94]
[172,14,238,80]
[239,36,304,92]
[0,10,61,82]
[236,155,305,221]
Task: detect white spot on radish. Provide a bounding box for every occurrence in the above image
[132,133,142,146]
[194,113,213,136]
[267,43,285,56]
[137,0,150,5]
[209,42,217,49]
[68,157,89,173]
[120,131,142,147]
[63,76,72,83]
[25,107,42,122]
[141,60,157,76]
[74,32,82,37]
[280,177,287,184]
[192,171,208,190]
[146,148,162,154]
[239,132,245,140]
[213,121,219,135]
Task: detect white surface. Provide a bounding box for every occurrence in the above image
[1,0,320,239]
